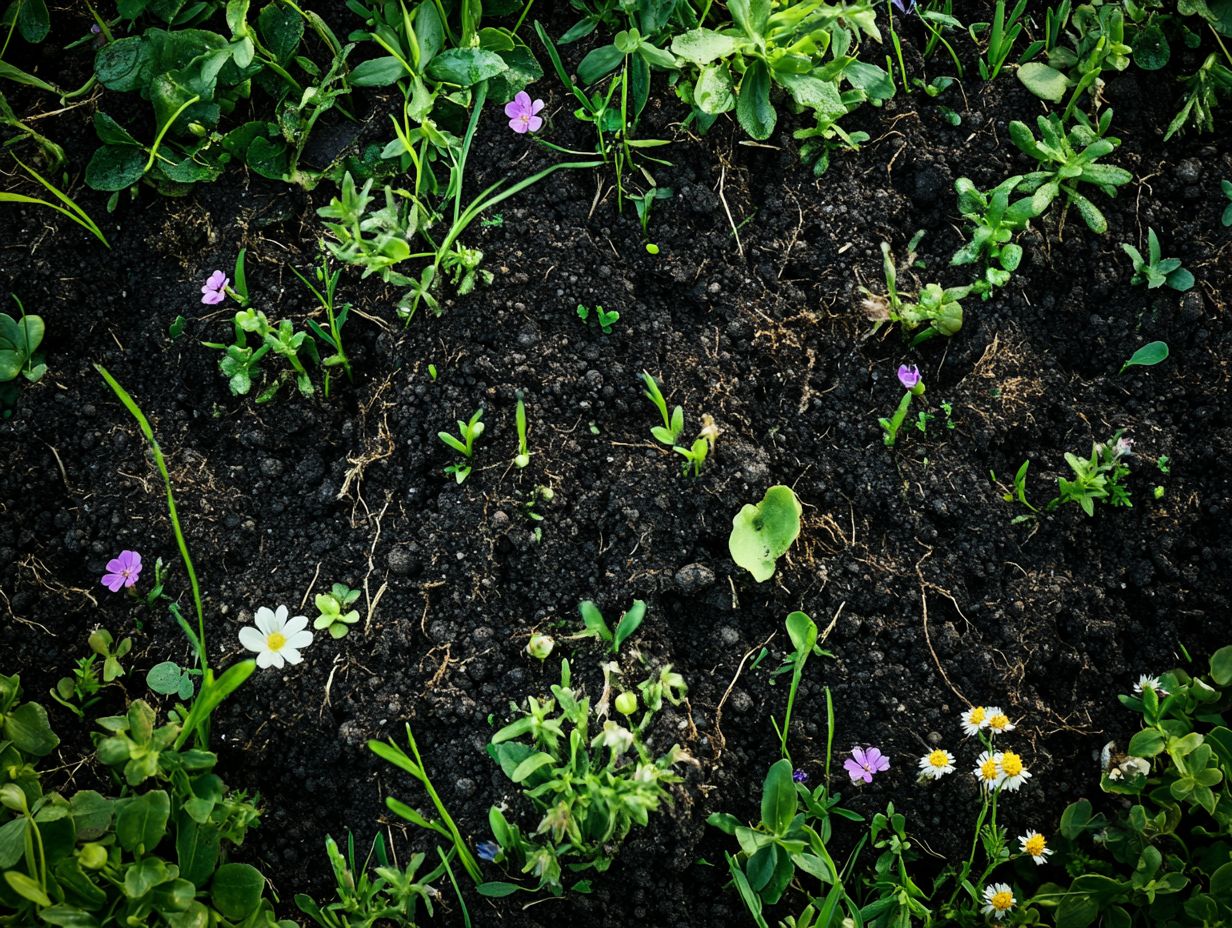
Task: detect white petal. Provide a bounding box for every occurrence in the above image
[282,615,309,636]
[281,647,302,665]
[254,607,277,635]
[274,604,288,627]
[256,649,278,668]
[239,627,266,652]
[285,629,314,650]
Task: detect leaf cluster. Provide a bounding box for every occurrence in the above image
[0,300,45,383]
[314,583,361,639]
[480,659,689,895]
[437,407,484,483]
[1121,228,1194,291]
[205,308,319,402]
[1052,432,1134,517]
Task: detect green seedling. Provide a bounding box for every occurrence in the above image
[729,485,803,583]
[1008,110,1132,234]
[641,371,683,445]
[0,297,46,383]
[168,315,187,339]
[514,394,531,468]
[314,583,361,639]
[1157,455,1171,475]
[526,633,555,661]
[1121,230,1193,291]
[49,629,132,718]
[1166,53,1232,141]
[578,303,620,334]
[1007,433,1134,519]
[290,250,353,398]
[951,176,1038,295]
[1222,180,1232,227]
[146,660,199,700]
[438,408,484,483]
[428,364,438,381]
[203,302,320,403]
[1120,341,1169,374]
[865,243,969,343]
[577,599,646,654]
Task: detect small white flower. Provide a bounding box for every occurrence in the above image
[985,707,1015,735]
[973,750,1003,791]
[1019,831,1052,865]
[959,705,988,737]
[981,883,1016,920]
[917,749,956,780]
[1133,674,1167,697]
[593,720,634,755]
[239,605,314,669]
[998,750,1032,791]
[633,763,657,783]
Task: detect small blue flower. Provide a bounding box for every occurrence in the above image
[792,768,809,784]
[476,841,500,863]
[892,0,918,12]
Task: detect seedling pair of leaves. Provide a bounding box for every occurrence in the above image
[577,600,646,654]
[0,298,45,382]
[1122,229,1194,291]
[438,408,484,483]
[577,303,620,334]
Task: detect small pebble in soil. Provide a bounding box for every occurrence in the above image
[674,562,715,592]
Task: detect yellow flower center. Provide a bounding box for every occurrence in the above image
[928,750,950,768]
[266,631,287,651]
[980,758,999,780]
[989,713,1010,730]
[991,890,1014,911]
[968,707,986,724]
[1001,752,1024,776]
[1024,834,1046,857]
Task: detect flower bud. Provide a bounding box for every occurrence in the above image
[526,633,554,661]
[79,843,108,870]
[615,691,638,716]
[187,122,207,138]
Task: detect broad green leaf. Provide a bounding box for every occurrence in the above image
[424,48,507,87]
[256,1,302,63]
[1017,62,1069,102]
[17,0,50,43]
[694,63,735,114]
[1211,645,1232,685]
[760,759,796,835]
[115,790,171,854]
[210,863,264,919]
[671,29,740,65]
[176,816,221,887]
[0,816,27,868]
[736,60,775,140]
[5,870,52,906]
[577,44,624,85]
[3,700,59,755]
[612,600,646,651]
[69,791,113,840]
[1119,341,1169,374]
[349,56,405,87]
[777,72,845,120]
[85,146,145,192]
[95,37,148,92]
[729,485,802,582]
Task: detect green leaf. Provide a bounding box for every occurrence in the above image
[729,485,802,582]
[736,59,775,140]
[69,790,113,841]
[477,881,524,897]
[147,661,187,695]
[1134,21,1170,69]
[509,752,554,783]
[177,816,221,887]
[349,56,405,87]
[612,600,646,651]
[577,44,624,84]
[578,601,612,643]
[1017,62,1069,102]
[1119,341,1169,374]
[1211,645,1232,685]
[776,73,845,120]
[1128,728,1166,757]
[425,48,507,87]
[85,146,145,192]
[671,28,740,65]
[1056,892,1100,928]
[4,700,59,755]
[115,790,171,854]
[256,1,302,63]
[17,0,50,43]
[210,863,265,920]
[33,904,101,927]
[95,36,148,92]
[760,759,796,835]
[694,63,735,114]
[0,816,27,868]
[6,870,52,906]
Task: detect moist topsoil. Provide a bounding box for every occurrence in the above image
[1,3,1231,926]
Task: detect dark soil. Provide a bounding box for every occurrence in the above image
[2,3,1230,926]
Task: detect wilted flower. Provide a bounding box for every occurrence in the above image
[239,605,314,669]
[1019,831,1052,865]
[985,707,1015,735]
[917,749,955,780]
[101,550,142,592]
[1113,436,1134,458]
[998,750,1031,791]
[537,801,573,843]
[844,746,890,784]
[981,883,1016,920]
[504,91,545,134]
[527,632,555,661]
[594,720,634,755]
[974,750,1003,791]
[201,270,229,305]
[960,705,988,737]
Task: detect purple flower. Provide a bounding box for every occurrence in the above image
[792,768,809,783]
[892,0,917,11]
[504,91,545,135]
[843,746,890,784]
[476,841,500,862]
[101,550,142,592]
[201,270,229,305]
[90,23,101,33]
[897,364,921,391]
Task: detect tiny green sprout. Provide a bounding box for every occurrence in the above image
[514,393,531,468]
[578,599,647,654]
[0,296,47,383]
[481,213,504,228]
[1222,180,1232,227]
[1157,455,1171,475]
[729,485,803,583]
[1154,485,1165,500]
[314,583,361,639]
[1121,229,1193,291]
[527,632,555,661]
[439,407,485,483]
[1120,341,1169,374]
[577,303,620,334]
[646,243,660,255]
[168,315,186,339]
[89,628,132,683]
[641,371,684,446]
[615,691,638,716]
[428,363,438,381]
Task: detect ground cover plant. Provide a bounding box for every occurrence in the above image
[1,0,1231,926]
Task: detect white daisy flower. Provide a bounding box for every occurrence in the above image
[917,749,956,780]
[1019,831,1052,865]
[239,605,314,669]
[985,707,1015,735]
[960,705,988,737]
[998,750,1032,791]
[973,750,1003,791]
[1133,674,1167,696]
[981,883,1016,920]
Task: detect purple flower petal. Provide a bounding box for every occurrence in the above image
[504,99,522,119]
[509,118,528,134]
[531,98,545,115]
[850,746,867,767]
[897,364,921,390]
[101,573,125,593]
[527,114,544,133]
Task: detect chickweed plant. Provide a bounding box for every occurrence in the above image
[438,407,485,483]
[1121,228,1194,291]
[1004,433,1134,518]
[951,176,1036,296]
[314,583,361,639]
[49,629,131,718]
[477,659,691,895]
